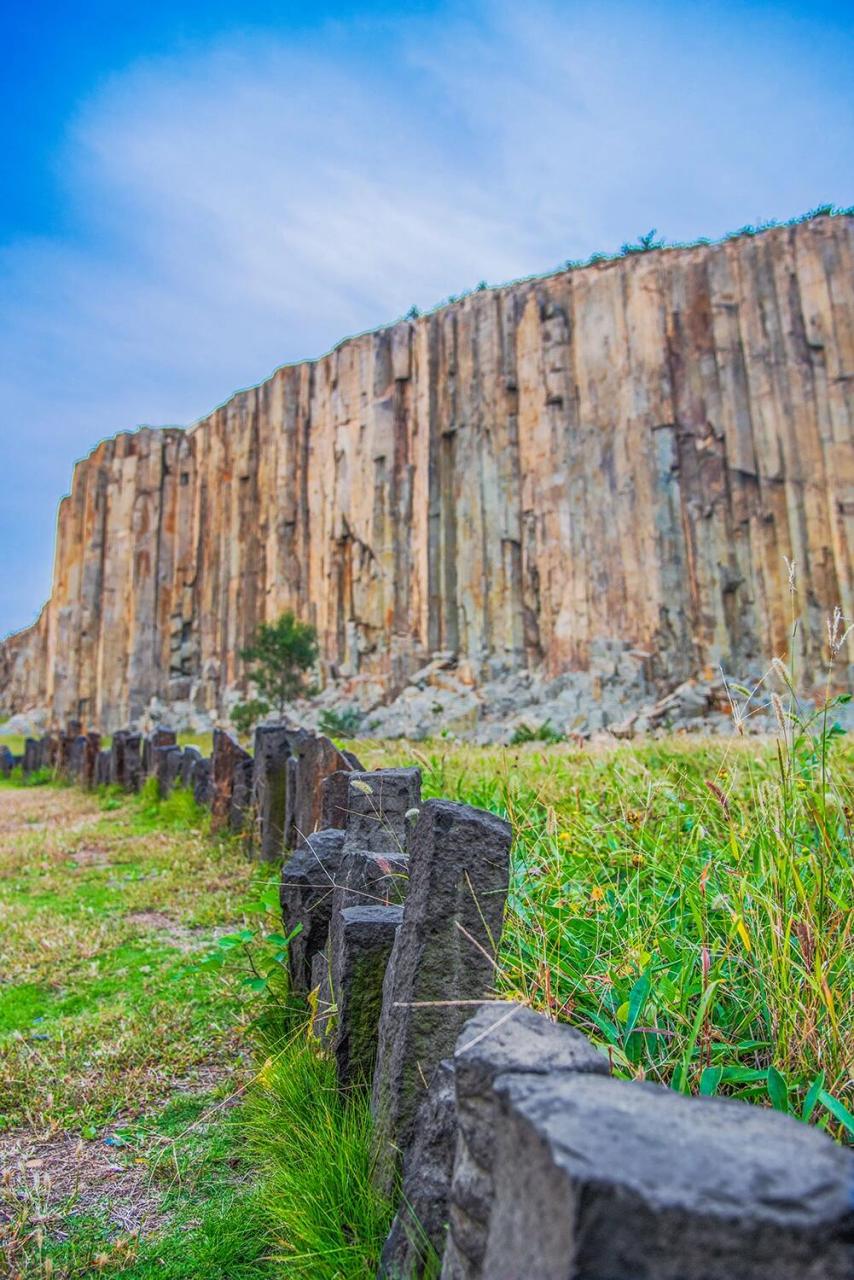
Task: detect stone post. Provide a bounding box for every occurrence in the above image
[180,745,202,790]
[440,1004,608,1279]
[481,1072,854,1280]
[252,724,294,862]
[371,799,512,1193]
[211,729,252,833]
[83,731,101,789]
[282,828,347,991]
[326,903,404,1088]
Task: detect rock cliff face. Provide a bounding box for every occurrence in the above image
[2,216,852,731]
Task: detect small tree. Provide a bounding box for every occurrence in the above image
[239,611,319,721]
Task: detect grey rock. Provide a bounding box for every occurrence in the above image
[252,724,294,862]
[481,1072,854,1280]
[372,800,512,1194]
[283,730,363,850]
[441,1004,608,1279]
[380,1059,457,1279]
[320,768,355,829]
[95,748,111,786]
[333,849,409,915]
[142,727,176,776]
[155,745,184,798]
[180,745,202,789]
[281,828,347,991]
[124,733,143,791]
[328,904,403,1088]
[191,756,213,808]
[68,734,87,780]
[342,768,421,856]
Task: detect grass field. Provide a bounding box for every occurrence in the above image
[1,727,851,1276]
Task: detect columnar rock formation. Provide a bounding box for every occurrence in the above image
[2,216,852,729]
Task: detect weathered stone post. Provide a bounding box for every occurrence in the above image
[83,731,101,789]
[480,1072,854,1279]
[180,745,202,790]
[439,1005,608,1279]
[0,744,14,776]
[124,733,143,792]
[282,829,347,992]
[155,744,184,798]
[142,727,177,777]
[191,756,213,808]
[211,729,253,833]
[95,748,112,786]
[252,724,294,862]
[68,734,87,781]
[59,720,82,775]
[371,799,512,1194]
[23,738,40,774]
[325,903,404,1088]
[109,730,127,786]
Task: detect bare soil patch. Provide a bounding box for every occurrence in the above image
[0,1130,165,1238]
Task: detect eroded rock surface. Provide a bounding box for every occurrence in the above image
[2,217,852,729]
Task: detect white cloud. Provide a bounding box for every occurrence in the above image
[2,0,852,632]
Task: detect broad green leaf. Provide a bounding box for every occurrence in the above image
[766,1066,789,1113]
[624,969,652,1041]
[802,1072,825,1122]
[699,1065,723,1096]
[817,1090,854,1136]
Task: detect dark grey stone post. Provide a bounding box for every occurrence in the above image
[327,904,404,1088]
[371,799,512,1194]
[481,1072,854,1280]
[191,756,213,807]
[180,745,202,789]
[155,744,184,798]
[281,828,347,991]
[23,738,40,774]
[379,1059,458,1280]
[124,733,142,792]
[440,1004,608,1279]
[252,724,294,861]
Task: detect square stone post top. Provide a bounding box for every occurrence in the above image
[342,767,422,855]
[372,799,512,1183]
[482,1072,854,1280]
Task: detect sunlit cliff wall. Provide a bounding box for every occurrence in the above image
[2,215,852,729]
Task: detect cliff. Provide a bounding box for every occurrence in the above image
[3,215,852,732]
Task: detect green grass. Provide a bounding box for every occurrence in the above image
[0,780,272,1277]
[2,708,850,1276]
[352,730,853,1137]
[243,1007,393,1278]
[0,778,399,1278]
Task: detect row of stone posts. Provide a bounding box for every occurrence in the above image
[10,721,854,1277]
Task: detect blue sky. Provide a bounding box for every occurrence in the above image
[2,0,852,637]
